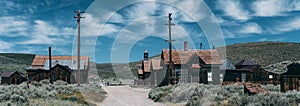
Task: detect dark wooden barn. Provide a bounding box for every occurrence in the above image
[1,71,26,85]
[280,63,300,92]
[26,55,89,84]
[27,64,74,83]
[223,60,275,84]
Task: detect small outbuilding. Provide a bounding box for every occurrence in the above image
[1,71,26,85]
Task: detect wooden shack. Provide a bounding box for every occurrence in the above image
[1,71,26,85]
[223,60,275,84]
[280,63,300,92]
[26,55,89,84]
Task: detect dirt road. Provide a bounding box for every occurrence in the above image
[99,86,164,106]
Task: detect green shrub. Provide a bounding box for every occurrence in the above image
[149,83,300,105]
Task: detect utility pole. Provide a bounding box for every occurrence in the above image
[74,10,84,86]
[49,47,52,83]
[165,13,176,85]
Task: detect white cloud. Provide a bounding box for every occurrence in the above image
[252,0,300,17]
[239,23,262,34]
[0,16,76,45]
[0,16,28,36]
[216,0,250,21]
[258,38,287,42]
[252,0,288,17]
[33,20,75,36]
[81,13,119,37]
[222,29,235,39]
[175,0,209,22]
[113,17,188,44]
[122,1,157,21]
[33,20,59,36]
[0,40,13,52]
[6,19,75,45]
[269,17,300,34]
[108,12,124,23]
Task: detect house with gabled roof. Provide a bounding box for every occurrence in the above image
[137,41,224,87]
[26,55,89,84]
[161,47,223,85]
[136,49,166,87]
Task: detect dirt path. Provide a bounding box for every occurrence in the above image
[99,86,164,106]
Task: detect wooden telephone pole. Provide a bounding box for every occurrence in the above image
[74,10,84,86]
[165,13,176,85]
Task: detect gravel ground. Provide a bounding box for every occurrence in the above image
[99,86,164,106]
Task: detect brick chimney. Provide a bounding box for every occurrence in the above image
[184,41,188,51]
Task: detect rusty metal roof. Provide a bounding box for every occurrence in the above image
[31,55,89,69]
[162,49,222,65]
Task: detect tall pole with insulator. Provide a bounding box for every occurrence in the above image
[165,13,176,85]
[74,10,85,86]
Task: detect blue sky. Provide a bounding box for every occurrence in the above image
[1,0,300,63]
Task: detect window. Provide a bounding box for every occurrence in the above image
[241,73,246,82]
[219,74,223,82]
[208,71,212,81]
[269,75,273,79]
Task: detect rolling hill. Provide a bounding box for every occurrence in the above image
[0,53,35,74]
[217,42,300,66]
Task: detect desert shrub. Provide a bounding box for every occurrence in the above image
[150,83,275,106]
[165,83,198,103]
[148,85,174,102]
[31,81,41,87]
[186,96,201,106]
[0,79,105,105]
[262,84,280,92]
[40,79,50,85]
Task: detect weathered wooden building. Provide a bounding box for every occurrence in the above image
[26,55,89,84]
[136,42,223,87]
[1,71,26,85]
[279,63,300,92]
[223,60,274,84]
[136,49,165,87]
